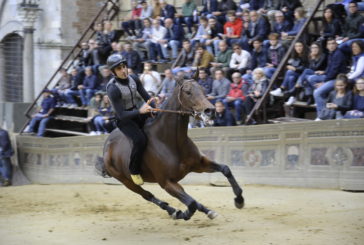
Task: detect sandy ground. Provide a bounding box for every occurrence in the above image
[0,184,363,245]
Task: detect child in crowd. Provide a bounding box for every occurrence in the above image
[213,101,236,126]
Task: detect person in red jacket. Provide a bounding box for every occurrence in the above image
[222,72,247,124]
[223,10,243,47]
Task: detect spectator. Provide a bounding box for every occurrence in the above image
[229,43,251,75]
[140,62,162,94]
[201,0,219,18]
[243,38,268,84]
[192,44,215,70]
[243,67,269,117]
[88,92,103,135]
[279,0,302,18]
[140,0,153,20]
[160,0,177,21]
[93,95,114,134]
[192,16,210,47]
[270,41,308,102]
[181,0,197,34]
[344,78,364,119]
[159,68,176,99]
[348,40,364,81]
[121,0,142,36]
[222,10,243,47]
[152,0,162,19]
[264,33,286,79]
[0,127,14,186]
[272,10,293,37]
[215,0,238,25]
[197,68,214,95]
[98,21,117,63]
[147,19,167,62]
[223,72,247,124]
[65,68,83,107]
[161,18,185,60]
[98,66,113,92]
[121,43,142,73]
[213,101,236,126]
[281,7,307,42]
[52,67,71,105]
[318,74,353,120]
[205,17,224,55]
[320,7,342,40]
[172,39,195,74]
[79,66,99,106]
[133,18,153,61]
[207,69,231,104]
[210,40,233,76]
[24,89,56,137]
[79,41,92,67]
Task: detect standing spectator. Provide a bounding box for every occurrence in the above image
[344,78,364,119]
[121,43,142,73]
[192,44,215,70]
[93,95,114,134]
[160,0,177,21]
[318,74,353,120]
[24,89,56,137]
[213,101,236,126]
[147,19,167,62]
[79,66,99,106]
[210,40,233,75]
[140,62,162,94]
[172,39,195,74]
[181,0,197,34]
[161,18,185,60]
[121,0,142,36]
[133,18,153,61]
[0,127,14,186]
[348,40,364,81]
[159,68,176,99]
[229,43,251,75]
[223,72,247,124]
[207,69,231,104]
[197,68,214,95]
[264,33,286,79]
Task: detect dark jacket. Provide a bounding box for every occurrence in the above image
[250,48,268,70]
[83,75,99,89]
[198,77,214,95]
[287,18,306,36]
[209,22,224,39]
[121,50,142,73]
[245,17,270,41]
[214,109,236,126]
[0,129,14,158]
[308,54,327,71]
[343,12,364,39]
[40,95,56,115]
[218,0,237,14]
[287,56,308,73]
[249,0,265,10]
[325,48,347,81]
[173,48,194,68]
[272,19,293,34]
[202,0,218,15]
[164,24,185,42]
[161,4,176,19]
[322,18,342,38]
[267,44,286,67]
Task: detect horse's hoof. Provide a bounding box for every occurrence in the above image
[234,196,245,209]
[171,210,181,220]
[207,210,218,219]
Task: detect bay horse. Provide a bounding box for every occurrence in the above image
[97,76,244,220]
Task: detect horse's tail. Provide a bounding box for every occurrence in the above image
[95,156,111,178]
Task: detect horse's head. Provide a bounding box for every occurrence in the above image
[176,72,215,125]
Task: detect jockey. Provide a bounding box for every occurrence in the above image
[106,54,153,185]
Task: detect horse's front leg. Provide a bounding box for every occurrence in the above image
[198,156,245,209]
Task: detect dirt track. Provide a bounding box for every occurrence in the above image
[0,184,363,245]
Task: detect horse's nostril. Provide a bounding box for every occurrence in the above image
[204,108,213,116]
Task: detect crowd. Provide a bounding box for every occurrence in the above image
[24,0,364,136]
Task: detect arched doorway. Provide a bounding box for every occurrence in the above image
[1,33,23,102]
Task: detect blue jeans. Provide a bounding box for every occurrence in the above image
[80,88,95,106]
[264,67,277,79]
[161,40,180,59]
[183,16,195,33]
[147,41,164,60]
[281,70,300,90]
[0,158,12,181]
[223,98,244,121]
[65,89,80,105]
[94,115,107,133]
[28,115,52,137]
[306,74,327,96]
[313,79,335,115]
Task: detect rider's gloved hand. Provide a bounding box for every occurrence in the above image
[139,103,152,114]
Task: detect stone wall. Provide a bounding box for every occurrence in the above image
[16,119,364,190]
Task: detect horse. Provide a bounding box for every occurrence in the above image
[97,75,245,220]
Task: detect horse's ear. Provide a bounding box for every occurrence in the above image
[193,67,199,81]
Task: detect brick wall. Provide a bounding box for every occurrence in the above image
[72,0,104,35]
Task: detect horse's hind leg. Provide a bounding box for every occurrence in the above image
[197,156,245,209]
[119,178,176,216]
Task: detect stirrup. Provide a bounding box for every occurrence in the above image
[131,174,144,185]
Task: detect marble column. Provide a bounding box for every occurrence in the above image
[22,27,35,102]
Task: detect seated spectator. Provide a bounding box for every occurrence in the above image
[159,68,176,100]
[121,0,142,36]
[93,95,115,134]
[279,0,302,19]
[205,17,224,55]
[147,19,167,62]
[259,0,282,21]
[160,0,177,21]
[79,66,99,106]
[214,0,238,25]
[210,40,233,76]
[52,67,71,105]
[121,43,142,73]
[65,68,84,107]
[281,7,307,43]
[140,0,153,21]
[264,33,286,79]
[207,69,231,104]
[229,43,251,75]
[223,72,247,124]
[243,67,269,118]
[98,21,117,63]
[213,101,236,126]
[318,74,353,120]
[133,18,153,61]
[201,0,219,18]
[191,16,210,47]
[172,39,195,75]
[98,66,113,92]
[140,62,162,94]
[270,41,308,101]
[180,0,197,34]
[160,18,185,60]
[296,42,327,105]
[242,38,267,84]
[348,40,364,82]
[192,44,215,70]
[320,7,342,40]
[272,11,293,37]
[0,127,14,186]
[88,92,103,135]
[197,68,214,95]
[24,89,56,137]
[344,78,364,119]
[222,10,243,47]
[152,0,162,19]
[79,41,92,67]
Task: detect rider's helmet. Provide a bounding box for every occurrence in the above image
[107,54,127,71]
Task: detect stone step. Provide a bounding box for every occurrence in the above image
[53,115,89,123]
[45,128,90,137]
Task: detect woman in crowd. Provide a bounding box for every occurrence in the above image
[348,40,364,82]
[320,7,342,40]
[344,78,364,119]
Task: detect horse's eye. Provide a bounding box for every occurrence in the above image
[185,91,191,96]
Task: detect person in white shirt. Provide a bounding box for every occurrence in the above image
[147,19,167,62]
[140,62,162,94]
[229,43,251,75]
